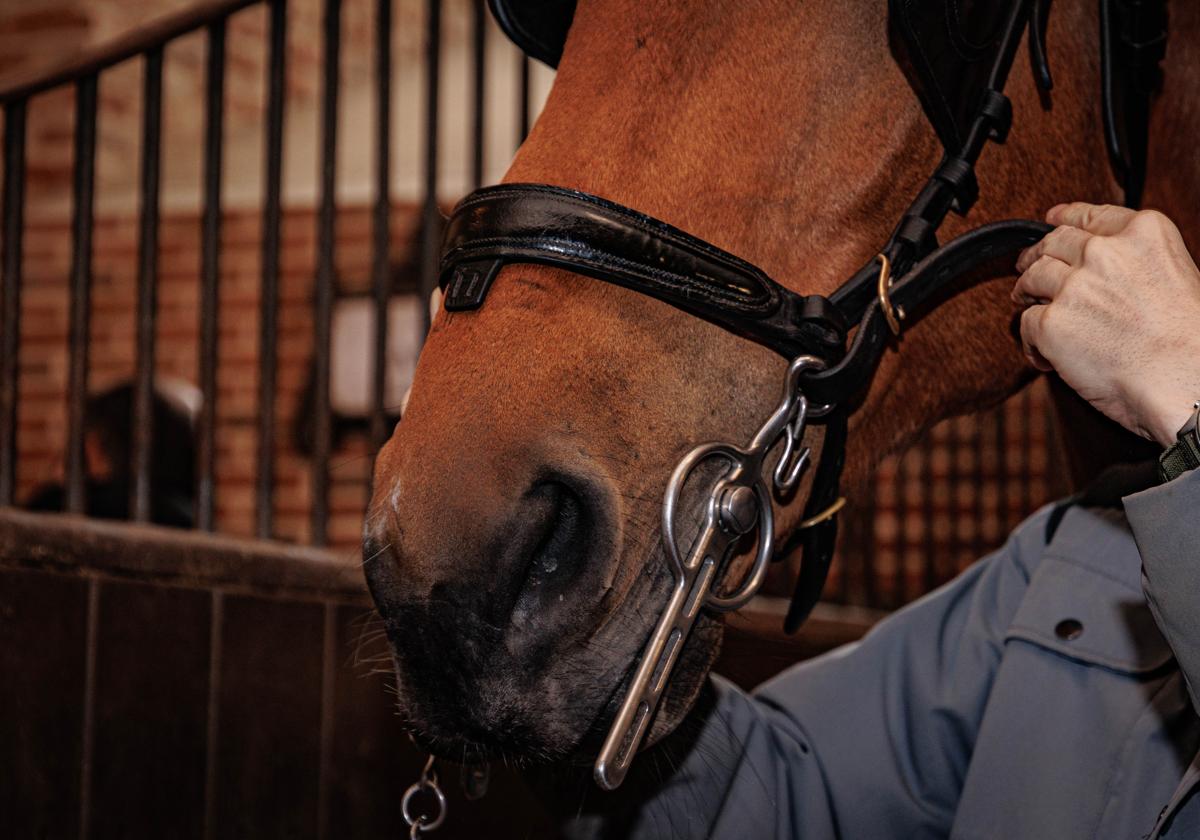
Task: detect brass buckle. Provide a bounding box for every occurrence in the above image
[876,253,905,336]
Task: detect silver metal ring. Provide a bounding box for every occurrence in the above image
[661,441,746,578]
[402,780,447,834]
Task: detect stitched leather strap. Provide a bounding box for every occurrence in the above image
[440,184,849,360]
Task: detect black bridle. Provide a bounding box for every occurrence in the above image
[435,0,1166,789]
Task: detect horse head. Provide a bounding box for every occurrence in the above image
[363,0,1186,772]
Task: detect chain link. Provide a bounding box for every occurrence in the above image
[402,755,446,837]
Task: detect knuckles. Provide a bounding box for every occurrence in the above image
[1126,208,1175,243]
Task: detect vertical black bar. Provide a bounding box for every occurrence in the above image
[132,47,164,523]
[0,100,26,507]
[470,0,486,188]
[419,0,441,337]
[66,75,98,515]
[197,20,226,532]
[257,0,286,540]
[369,0,391,453]
[517,52,530,145]
[312,0,340,546]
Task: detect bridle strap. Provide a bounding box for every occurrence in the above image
[802,219,1052,406]
[440,184,848,361]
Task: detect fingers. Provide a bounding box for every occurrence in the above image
[1016,224,1091,272]
[1047,202,1136,236]
[1019,305,1054,371]
[1012,254,1071,305]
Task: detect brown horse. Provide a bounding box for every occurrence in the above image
[364,0,1199,777]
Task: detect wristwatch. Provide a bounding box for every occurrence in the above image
[1158,401,1200,483]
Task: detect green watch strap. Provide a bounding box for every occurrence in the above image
[1158,402,1200,483]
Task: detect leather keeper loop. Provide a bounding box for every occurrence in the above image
[895,215,938,256]
[978,90,1013,142]
[934,157,980,215]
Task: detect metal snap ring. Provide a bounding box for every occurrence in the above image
[772,394,812,497]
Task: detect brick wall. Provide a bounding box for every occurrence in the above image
[0,0,1062,605]
[16,200,424,550]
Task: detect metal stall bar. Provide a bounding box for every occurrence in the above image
[0,0,261,105]
[257,0,287,540]
[419,0,441,336]
[197,19,226,532]
[517,53,530,144]
[0,101,26,507]
[470,0,486,189]
[369,0,392,453]
[132,46,165,523]
[66,75,99,515]
[312,0,341,546]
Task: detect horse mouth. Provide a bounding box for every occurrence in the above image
[387,597,722,769]
[389,639,633,767]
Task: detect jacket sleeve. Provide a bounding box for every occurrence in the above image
[561,505,1053,840]
[1124,466,1200,712]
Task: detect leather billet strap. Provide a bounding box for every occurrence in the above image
[440,184,849,360]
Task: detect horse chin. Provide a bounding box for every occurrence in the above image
[384,603,725,771]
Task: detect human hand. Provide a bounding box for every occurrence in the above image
[1013,203,1200,447]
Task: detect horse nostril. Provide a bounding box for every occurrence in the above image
[512,478,592,616]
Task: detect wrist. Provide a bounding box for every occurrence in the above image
[1145,394,1200,448]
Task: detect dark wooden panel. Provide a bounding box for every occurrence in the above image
[0,568,88,839]
[213,595,323,838]
[324,605,407,838]
[89,581,210,840]
[326,606,560,839]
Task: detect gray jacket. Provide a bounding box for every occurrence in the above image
[569,467,1200,839]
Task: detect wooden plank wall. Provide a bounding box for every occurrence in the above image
[0,509,870,839]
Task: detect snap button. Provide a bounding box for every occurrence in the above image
[1055,618,1084,641]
